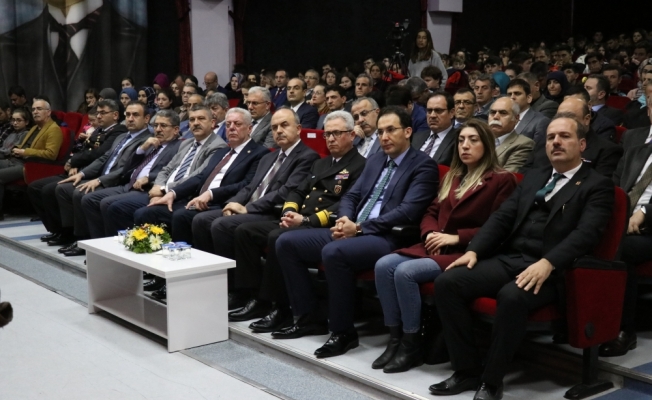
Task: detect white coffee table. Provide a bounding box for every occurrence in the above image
[79,238,235,352]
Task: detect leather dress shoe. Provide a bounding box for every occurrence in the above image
[429,370,481,396]
[314,331,359,358]
[372,326,402,369]
[143,277,166,292]
[599,331,637,357]
[473,383,503,400]
[271,316,328,339]
[249,306,293,333]
[63,247,86,257]
[229,299,270,322]
[48,234,75,246]
[228,292,249,310]
[151,285,167,300]
[41,232,59,242]
[58,242,78,254]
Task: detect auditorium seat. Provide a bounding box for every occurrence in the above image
[614,126,627,144]
[63,112,83,135]
[14,127,74,186]
[228,99,240,109]
[606,96,631,111]
[300,128,329,158]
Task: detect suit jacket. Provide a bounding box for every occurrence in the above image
[411,127,458,166]
[591,111,617,142]
[613,143,652,228]
[411,103,429,133]
[229,141,320,214]
[18,119,63,160]
[531,95,559,119]
[171,140,268,205]
[251,113,275,148]
[282,147,366,227]
[469,163,614,270]
[154,133,227,190]
[81,129,152,186]
[516,108,550,145]
[397,171,517,267]
[597,105,624,126]
[496,131,535,173]
[353,134,382,157]
[622,126,650,152]
[119,139,182,189]
[270,87,288,110]
[69,124,127,168]
[317,113,327,130]
[295,102,319,129]
[0,3,146,111]
[519,129,623,178]
[339,147,439,241]
[215,123,227,142]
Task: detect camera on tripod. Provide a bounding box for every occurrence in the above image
[389,19,410,51]
[386,19,411,78]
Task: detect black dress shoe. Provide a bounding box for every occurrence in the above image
[151,285,167,300]
[41,232,59,242]
[271,315,329,339]
[249,306,293,333]
[314,331,359,358]
[229,299,271,322]
[228,292,250,310]
[372,326,402,369]
[63,247,86,257]
[49,234,76,246]
[143,277,166,291]
[473,383,503,400]
[383,332,423,373]
[58,242,78,253]
[429,370,481,396]
[599,331,637,357]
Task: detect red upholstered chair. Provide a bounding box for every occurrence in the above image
[228,99,240,109]
[300,129,329,158]
[52,110,66,123]
[21,127,74,185]
[614,126,627,144]
[79,113,89,135]
[63,112,83,135]
[470,187,628,399]
[605,96,631,111]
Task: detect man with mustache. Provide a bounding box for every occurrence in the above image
[489,97,535,172]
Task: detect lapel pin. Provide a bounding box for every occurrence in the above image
[575,181,581,186]
[247,150,251,153]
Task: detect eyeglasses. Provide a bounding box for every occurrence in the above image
[454,100,475,106]
[352,109,376,120]
[426,108,449,115]
[97,110,113,116]
[323,130,350,139]
[377,126,403,136]
[153,123,173,129]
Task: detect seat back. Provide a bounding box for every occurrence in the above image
[79,113,89,134]
[614,126,627,144]
[63,112,83,134]
[57,127,73,161]
[300,128,329,157]
[438,165,450,181]
[605,96,631,110]
[228,99,240,109]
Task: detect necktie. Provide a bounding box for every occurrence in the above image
[49,9,101,86]
[358,160,396,222]
[274,88,284,100]
[199,149,236,194]
[173,142,200,182]
[534,173,565,205]
[249,152,287,202]
[422,133,437,156]
[128,147,161,189]
[495,138,501,147]
[628,162,652,208]
[103,134,131,174]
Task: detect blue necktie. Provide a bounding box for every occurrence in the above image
[103,133,131,175]
[534,173,565,205]
[358,160,396,222]
[173,142,200,182]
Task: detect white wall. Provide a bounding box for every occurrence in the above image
[190,0,234,90]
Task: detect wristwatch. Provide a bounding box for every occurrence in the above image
[355,223,363,236]
[301,216,310,226]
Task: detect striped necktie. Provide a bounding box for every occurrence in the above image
[249,152,286,202]
[173,142,200,182]
[358,160,396,222]
[422,133,437,156]
[128,147,161,189]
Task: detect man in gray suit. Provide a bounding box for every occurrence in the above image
[352,97,382,157]
[490,97,535,172]
[54,101,152,255]
[247,86,276,148]
[518,72,558,119]
[507,79,550,145]
[412,91,457,166]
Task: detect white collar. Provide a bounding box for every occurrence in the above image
[48,0,102,24]
[553,162,583,180]
[291,101,304,112]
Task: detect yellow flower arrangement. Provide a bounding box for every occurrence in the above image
[122,223,171,254]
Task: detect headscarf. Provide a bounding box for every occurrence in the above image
[153,73,170,89]
[99,88,117,101]
[139,86,157,111]
[544,71,569,103]
[120,87,138,101]
[228,73,244,91]
[491,71,510,94]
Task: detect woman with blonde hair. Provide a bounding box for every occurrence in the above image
[372,119,517,374]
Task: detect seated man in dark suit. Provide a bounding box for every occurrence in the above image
[518,72,559,119]
[520,96,623,178]
[621,88,651,151]
[270,69,289,110]
[507,78,550,145]
[227,111,367,331]
[452,88,476,128]
[273,106,439,359]
[286,78,319,129]
[352,97,382,158]
[585,74,624,127]
[430,113,614,400]
[412,91,457,166]
[566,85,617,142]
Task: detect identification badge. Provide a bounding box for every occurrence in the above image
[334,185,342,194]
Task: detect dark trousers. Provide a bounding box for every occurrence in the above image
[208,213,276,259]
[55,181,91,238]
[80,185,132,238]
[233,221,310,304]
[28,175,66,233]
[619,233,652,332]
[434,255,558,386]
[276,228,394,333]
[103,191,150,235]
[0,158,25,211]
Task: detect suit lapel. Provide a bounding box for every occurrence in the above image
[226,140,257,174]
[452,172,489,211]
[496,132,518,158]
[434,128,456,161]
[272,142,304,183]
[515,110,534,134]
[513,166,553,230]
[381,148,414,210]
[626,145,652,191]
[314,152,352,182]
[546,163,591,225]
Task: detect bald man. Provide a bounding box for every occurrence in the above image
[204,71,227,94]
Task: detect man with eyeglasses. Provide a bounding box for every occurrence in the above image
[30,99,128,245]
[286,77,319,129]
[352,97,382,157]
[54,101,153,256]
[273,106,438,359]
[0,99,62,219]
[247,86,275,148]
[412,91,457,166]
[452,88,476,128]
[303,69,320,101]
[226,111,366,331]
[175,83,198,122]
[507,79,550,145]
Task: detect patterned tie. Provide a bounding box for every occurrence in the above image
[628,162,652,208]
[127,147,161,189]
[49,9,101,86]
[173,142,200,182]
[200,149,236,194]
[103,134,131,174]
[422,133,437,156]
[249,152,287,202]
[534,173,565,206]
[358,160,396,222]
[495,138,501,147]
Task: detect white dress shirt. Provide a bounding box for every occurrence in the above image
[421,125,453,158]
[133,144,168,181]
[634,152,652,212]
[358,132,378,158]
[207,139,252,195]
[545,162,583,201]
